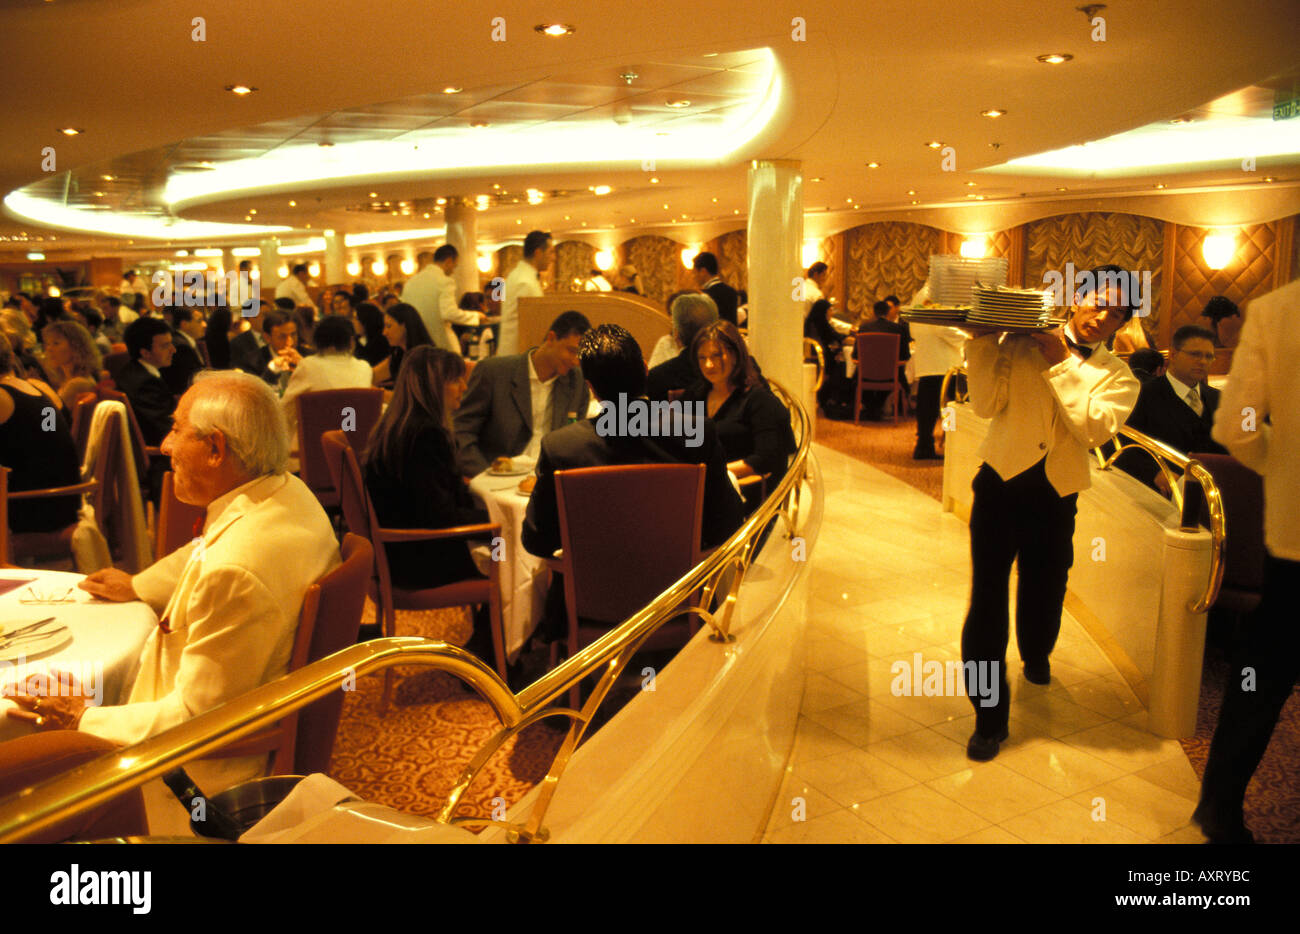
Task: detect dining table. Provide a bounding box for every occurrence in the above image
[0,569,157,743]
[467,460,548,659]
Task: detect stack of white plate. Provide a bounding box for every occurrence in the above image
[901,306,968,324]
[968,285,1055,328]
[930,255,1009,305]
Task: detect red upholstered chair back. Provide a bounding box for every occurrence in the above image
[156,471,207,558]
[103,351,130,387]
[554,464,704,624]
[1194,453,1266,607]
[855,332,901,383]
[285,533,373,776]
[296,388,384,499]
[321,429,391,596]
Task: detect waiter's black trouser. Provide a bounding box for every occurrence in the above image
[1198,553,1300,827]
[961,460,1077,735]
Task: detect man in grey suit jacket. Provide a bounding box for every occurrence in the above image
[455,311,591,476]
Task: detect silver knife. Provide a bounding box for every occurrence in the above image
[0,626,68,650]
[0,617,56,641]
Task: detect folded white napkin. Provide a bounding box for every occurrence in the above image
[238,774,359,843]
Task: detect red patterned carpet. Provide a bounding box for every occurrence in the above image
[815,412,1300,844]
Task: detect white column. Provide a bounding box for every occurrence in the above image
[259,238,281,291]
[746,160,804,403]
[444,200,478,298]
[323,229,346,285]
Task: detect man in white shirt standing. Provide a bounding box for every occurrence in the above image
[403,245,482,353]
[497,230,551,358]
[1195,277,1300,844]
[274,263,318,315]
[959,265,1140,761]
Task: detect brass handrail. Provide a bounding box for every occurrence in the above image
[0,380,816,845]
[802,339,825,393]
[940,367,1225,613]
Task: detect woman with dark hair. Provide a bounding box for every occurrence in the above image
[34,296,66,334]
[40,319,102,408]
[0,333,81,535]
[371,301,433,387]
[204,306,233,369]
[803,298,850,417]
[1201,295,1241,347]
[685,320,796,508]
[352,301,390,367]
[362,344,486,592]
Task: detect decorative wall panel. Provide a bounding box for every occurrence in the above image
[1169,222,1278,348]
[493,245,522,283]
[1024,212,1165,344]
[554,240,597,293]
[618,235,690,309]
[705,230,749,294]
[843,222,945,322]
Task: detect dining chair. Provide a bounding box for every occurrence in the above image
[853,332,902,424]
[155,471,207,558]
[296,388,384,511]
[1193,452,1265,618]
[321,430,507,713]
[208,533,373,775]
[552,463,705,708]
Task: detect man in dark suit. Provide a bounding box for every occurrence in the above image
[1115,325,1225,493]
[522,323,744,560]
[856,299,912,418]
[454,311,591,477]
[646,292,718,401]
[231,307,304,390]
[118,317,177,446]
[691,251,738,325]
[162,305,209,396]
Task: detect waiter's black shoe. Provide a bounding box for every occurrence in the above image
[1023,658,1051,685]
[966,728,1009,762]
[1191,802,1255,844]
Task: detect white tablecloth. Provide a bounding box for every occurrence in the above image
[468,470,548,658]
[0,569,157,742]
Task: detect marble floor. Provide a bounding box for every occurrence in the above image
[762,443,1208,844]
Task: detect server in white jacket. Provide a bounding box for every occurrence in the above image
[9,371,339,832]
[959,267,1139,762]
[1195,277,1300,844]
[908,282,967,459]
[497,230,551,357]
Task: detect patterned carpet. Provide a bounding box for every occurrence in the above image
[815,411,1300,844]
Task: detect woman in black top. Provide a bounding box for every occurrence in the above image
[352,301,390,367]
[686,320,796,508]
[205,307,233,369]
[0,334,81,534]
[362,344,486,591]
[370,302,433,389]
[804,299,851,417]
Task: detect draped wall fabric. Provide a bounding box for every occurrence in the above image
[554,240,598,293]
[618,235,689,308]
[1024,212,1165,344]
[707,229,749,294]
[844,222,945,322]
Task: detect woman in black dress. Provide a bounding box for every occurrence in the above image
[370,302,433,389]
[352,301,390,367]
[804,298,850,417]
[0,334,81,534]
[205,307,233,369]
[362,344,487,592]
[685,320,796,510]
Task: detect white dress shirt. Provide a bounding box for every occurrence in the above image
[403,264,454,352]
[1212,277,1300,560]
[274,275,318,312]
[498,260,543,357]
[280,351,376,450]
[522,350,557,460]
[965,325,1140,496]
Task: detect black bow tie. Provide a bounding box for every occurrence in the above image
[1064,336,1094,360]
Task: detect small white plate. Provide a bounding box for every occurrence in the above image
[0,621,72,663]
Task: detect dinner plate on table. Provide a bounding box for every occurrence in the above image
[486,461,534,478]
[0,619,72,662]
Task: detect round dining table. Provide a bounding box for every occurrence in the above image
[468,463,548,659]
[0,569,157,742]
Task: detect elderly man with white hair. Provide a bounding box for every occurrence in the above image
[8,370,339,831]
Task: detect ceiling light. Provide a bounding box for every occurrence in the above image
[469,121,489,129]
[866,162,880,169]
[368,192,377,198]
[981,109,1007,118]
[534,23,575,37]
[371,260,386,276]
[650,177,659,184]
[308,262,322,278]
[225,85,257,95]
[100,174,115,181]
[959,236,987,258]
[1036,53,1073,64]
[911,200,919,205]
[288,200,296,207]
[1155,183,1166,189]
[26,252,45,261]
[423,212,430,219]
[1168,116,1192,125]
[1057,187,1068,192]
[594,250,614,271]
[593,185,612,195]
[477,254,491,273]
[810,176,823,182]
[666,100,691,109]
[92,191,105,197]
[175,249,189,257]
[907,189,916,195]
[681,247,699,269]
[435,197,446,205]
[925,141,943,149]
[317,141,334,148]
[277,264,290,278]
[1263,176,1276,183]
[59,127,82,136]
[198,161,215,168]
[966,181,977,187]
[248,208,257,214]
[442,86,463,94]
[244,215,252,221]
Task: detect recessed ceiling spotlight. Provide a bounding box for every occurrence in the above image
[435,197,446,205]
[966,193,979,199]
[534,23,575,37]
[866,162,880,169]
[907,189,916,195]
[1263,176,1276,183]
[925,140,943,149]
[1036,53,1073,64]
[92,191,105,197]
[469,120,490,128]
[911,200,919,205]
[492,183,501,189]
[1155,183,1166,189]
[981,109,1007,118]
[100,174,115,181]
[368,192,377,198]
[593,185,612,195]
[1056,187,1068,192]
[845,197,853,203]
[423,213,430,219]
[318,141,334,147]
[966,181,977,187]
[810,177,823,182]
[248,208,257,214]
[288,200,296,207]
[59,127,82,136]
[225,84,257,95]
[711,197,717,202]
[244,215,252,221]
[650,177,660,184]
[442,86,463,94]
[666,99,691,108]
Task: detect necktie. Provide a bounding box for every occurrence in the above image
[1186,387,1203,416]
[1064,337,1094,360]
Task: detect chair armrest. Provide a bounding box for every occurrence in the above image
[737,474,767,488]
[377,522,501,543]
[7,480,98,501]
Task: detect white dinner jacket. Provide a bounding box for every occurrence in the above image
[498,260,542,357]
[966,333,1139,496]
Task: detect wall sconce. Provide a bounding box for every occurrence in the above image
[477,254,492,274]
[399,258,416,276]
[594,249,615,271]
[307,262,321,279]
[346,261,361,277]
[277,265,290,279]
[1202,231,1236,270]
[370,260,386,277]
[681,246,700,269]
[801,240,820,268]
[959,235,988,259]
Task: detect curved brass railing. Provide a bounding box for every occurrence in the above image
[939,367,1225,613]
[0,381,816,845]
